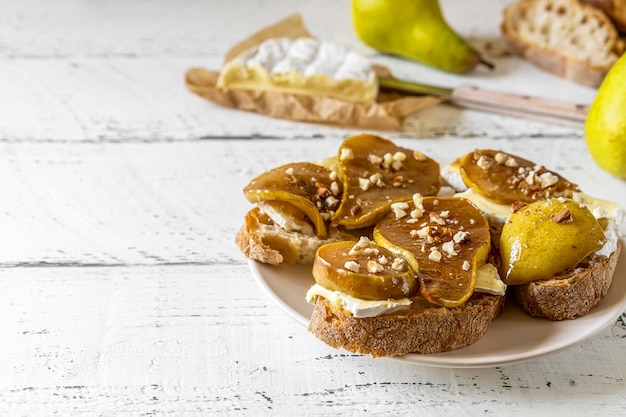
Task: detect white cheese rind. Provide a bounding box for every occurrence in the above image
[217,37,378,103]
[305,284,411,318]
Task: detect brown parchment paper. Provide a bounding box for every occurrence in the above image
[184,14,441,130]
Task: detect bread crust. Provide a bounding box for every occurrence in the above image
[582,0,626,31]
[308,293,505,357]
[513,240,621,320]
[235,207,364,265]
[501,0,625,87]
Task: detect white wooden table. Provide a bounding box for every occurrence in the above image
[1,0,625,415]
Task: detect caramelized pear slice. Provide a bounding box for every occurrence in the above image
[312,238,416,300]
[500,199,606,285]
[332,134,441,229]
[459,149,579,204]
[374,196,491,308]
[244,162,341,237]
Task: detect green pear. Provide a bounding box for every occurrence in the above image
[352,0,490,73]
[585,53,626,179]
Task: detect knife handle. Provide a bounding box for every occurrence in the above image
[451,85,590,128]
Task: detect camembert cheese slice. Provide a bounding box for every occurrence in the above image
[217,37,378,104]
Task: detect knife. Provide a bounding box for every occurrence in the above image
[378,77,590,128]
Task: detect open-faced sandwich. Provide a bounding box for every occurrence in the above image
[443,149,623,320]
[236,136,623,357]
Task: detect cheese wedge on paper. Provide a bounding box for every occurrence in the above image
[217,37,378,104]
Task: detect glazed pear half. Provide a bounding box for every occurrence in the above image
[244,162,341,237]
[374,196,491,308]
[312,238,417,300]
[332,134,441,229]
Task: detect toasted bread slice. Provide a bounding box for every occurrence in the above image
[581,0,626,32]
[235,207,364,265]
[513,240,621,320]
[308,293,505,357]
[501,0,625,87]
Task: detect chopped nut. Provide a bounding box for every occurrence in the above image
[358,177,371,191]
[428,250,442,262]
[539,172,559,189]
[410,208,424,219]
[494,152,507,164]
[416,226,431,238]
[429,212,445,225]
[368,154,383,165]
[369,173,385,187]
[343,261,360,273]
[330,181,340,196]
[378,255,389,265]
[511,200,528,213]
[382,153,393,169]
[391,202,410,219]
[329,170,337,181]
[350,205,362,216]
[413,151,427,161]
[442,241,458,256]
[285,167,294,176]
[367,260,384,274]
[316,183,331,197]
[411,194,424,219]
[391,160,403,172]
[348,236,372,256]
[453,230,469,243]
[440,210,450,218]
[325,196,338,208]
[393,151,406,162]
[476,155,494,170]
[412,193,423,207]
[363,247,380,257]
[553,207,572,223]
[505,157,519,167]
[462,260,471,271]
[340,148,354,161]
[391,257,405,271]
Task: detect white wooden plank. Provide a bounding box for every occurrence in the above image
[0,264,624,415]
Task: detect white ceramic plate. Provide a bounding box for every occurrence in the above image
[249,240,626,368]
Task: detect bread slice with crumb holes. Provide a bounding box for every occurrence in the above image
[501,0,625,87]
[235,206,363,265]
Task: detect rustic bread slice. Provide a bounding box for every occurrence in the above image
[513,240,621,320]
[581,0,626,32]
[501,0,625,87]
[308,293,505,357]
[235,207,363,265]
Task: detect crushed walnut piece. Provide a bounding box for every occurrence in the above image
[511,200,528,213]
[343,260,360,273]
[413,151,427,161]
[340,147,354,161]
[553,207,573,223]
[391,202,410,219]
[391,257,406,271]
[367,260,384,274]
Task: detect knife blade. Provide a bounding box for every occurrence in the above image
[378,77,590,128]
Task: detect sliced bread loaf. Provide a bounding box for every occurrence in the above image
[501,0,625,87]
